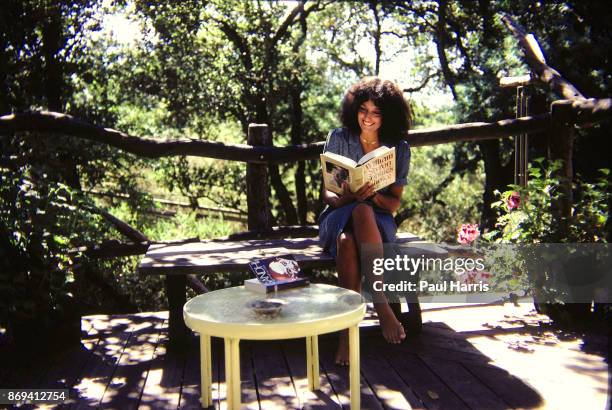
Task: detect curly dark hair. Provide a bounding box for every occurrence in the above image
[340,77,412,144]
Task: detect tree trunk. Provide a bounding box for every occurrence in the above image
[41,4,81,190]
[246,124,273,230]
[549,101,574,238]
[269,164,299,225]
[434,0,457,100]
[290,84,308,224]
[254,93,298,226]
[369,0,382,76]
[41,4,63,112]
[478,139,512,230]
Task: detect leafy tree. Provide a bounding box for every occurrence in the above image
[117,0,349,224]
[0,1,162,348]
[383,1,611,232]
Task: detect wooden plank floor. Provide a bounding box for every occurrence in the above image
[1,303,609,409]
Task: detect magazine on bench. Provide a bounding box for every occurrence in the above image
[245,255,309,293]
[321,145,395,194]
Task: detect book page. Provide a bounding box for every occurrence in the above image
[321,151,357,168]
[357,145,391,166]
[321,154,354,194]
[361,147,396,191]
[348,166,364,192]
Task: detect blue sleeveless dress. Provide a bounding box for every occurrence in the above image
[318,127,411,257]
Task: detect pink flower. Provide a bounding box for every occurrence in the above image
[460,270,491,285]
[457,223,480,244]
[506,192,521,210]
[462,271,477,284]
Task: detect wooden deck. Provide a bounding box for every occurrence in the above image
[2,303,609,409]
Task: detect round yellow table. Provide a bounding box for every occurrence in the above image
[183,283,366,409]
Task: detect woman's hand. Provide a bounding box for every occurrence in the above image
[334,182,374,207]
[323,183,377,208]
[351,182,375,201]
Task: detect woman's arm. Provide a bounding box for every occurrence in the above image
[322,189,346,208]
[371,184,403,213]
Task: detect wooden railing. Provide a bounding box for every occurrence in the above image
[0,99,607,167]
[1,95,610,248]
[1,105,603,163]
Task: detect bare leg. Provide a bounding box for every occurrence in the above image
[335,231,360,365]
[351,204,405,344]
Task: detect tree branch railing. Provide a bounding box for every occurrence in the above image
[0,110,577,163]
[2,99,610,166]
[2,92,610,262]
[3,97,609,251]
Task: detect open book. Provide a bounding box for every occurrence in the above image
[321,145,396,194]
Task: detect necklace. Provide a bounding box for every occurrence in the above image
[360,137,379,145]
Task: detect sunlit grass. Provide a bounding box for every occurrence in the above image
[143,211,244,241]
[106,200,244,242]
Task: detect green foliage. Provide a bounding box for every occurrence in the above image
[570,169,611,242]
[400,143,484,242]
[487,159,564,243]
[0,0,102,113]
[154,158,247,212]
[480,160,609,314]
[100,205,244,310]
[486,159,610,244]
[0,161,110,335]
[103,1,347,225]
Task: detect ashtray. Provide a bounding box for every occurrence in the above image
[247,299,284,318]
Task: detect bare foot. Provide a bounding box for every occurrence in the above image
[335,330,349,366]
[376,303,406,344]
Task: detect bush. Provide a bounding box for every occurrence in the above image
[486,159,609,244]
[0,164,110,349]
[483,159,610,324]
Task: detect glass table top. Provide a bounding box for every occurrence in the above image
[183,283,365,326]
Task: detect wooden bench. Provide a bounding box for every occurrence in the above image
[138,231,448,347]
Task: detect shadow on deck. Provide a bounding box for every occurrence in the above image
[1,303,609,409]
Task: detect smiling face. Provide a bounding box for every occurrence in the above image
[357,100,382,136]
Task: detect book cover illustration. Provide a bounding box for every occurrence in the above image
[245,255,310,293]
[320,145,395,194]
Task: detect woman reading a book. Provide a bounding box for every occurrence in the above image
[319,77,411,365]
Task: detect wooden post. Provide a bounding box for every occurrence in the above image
[549,100,574,237]
[247,124,272,231]
[166,274,188,349]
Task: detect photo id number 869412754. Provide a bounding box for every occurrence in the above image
[0,389,68,405]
